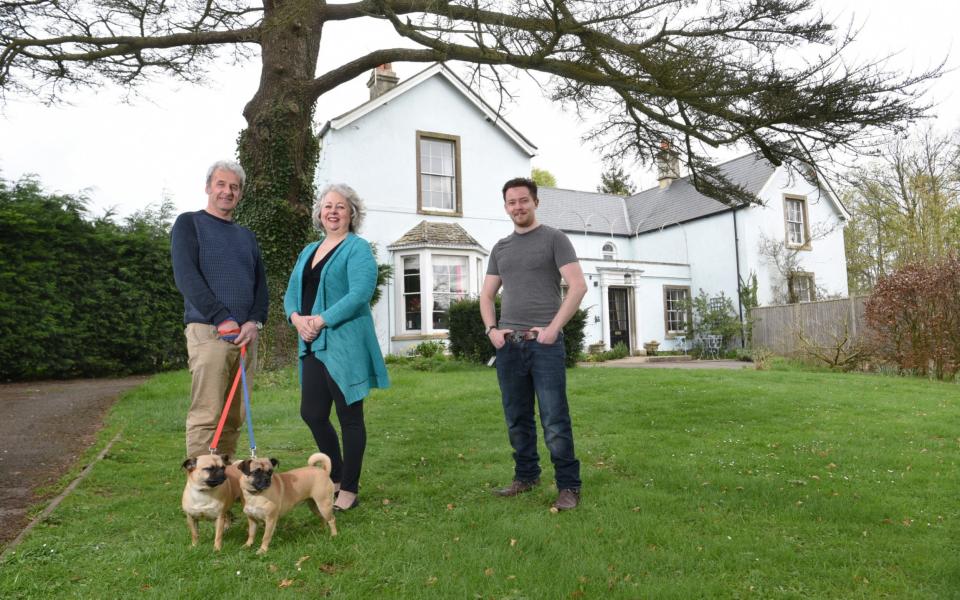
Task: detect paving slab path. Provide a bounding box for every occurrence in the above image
[579,357,750,369]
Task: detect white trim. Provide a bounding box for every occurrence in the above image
[325,63,538,157]
[393,247,486,337]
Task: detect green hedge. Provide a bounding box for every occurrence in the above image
[0,177,186,380]
[448,297,587,368]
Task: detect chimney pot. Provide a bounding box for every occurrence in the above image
[367,63,399,100]
[656,142,680,189]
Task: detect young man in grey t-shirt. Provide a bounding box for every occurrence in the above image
[479,177,587,511]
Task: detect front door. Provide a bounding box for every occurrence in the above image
[608,287,631,350]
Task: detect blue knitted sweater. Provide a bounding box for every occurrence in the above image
[170,210,268,325]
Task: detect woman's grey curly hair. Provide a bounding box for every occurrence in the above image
[312,183,366,234]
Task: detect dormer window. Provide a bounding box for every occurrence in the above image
[417,131,462,215]
[602,241,616,260]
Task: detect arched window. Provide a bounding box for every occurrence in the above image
[602,241,616,260]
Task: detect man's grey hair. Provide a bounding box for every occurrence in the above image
[206,160,246,188]
[313,183,366,233]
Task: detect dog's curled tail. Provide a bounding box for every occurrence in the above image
[307,452,332,475]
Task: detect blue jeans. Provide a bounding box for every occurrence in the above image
[495,334,581,490]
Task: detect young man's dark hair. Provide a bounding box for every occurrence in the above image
[501,177,538,201]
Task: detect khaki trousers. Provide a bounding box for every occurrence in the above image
[184,323,257,459]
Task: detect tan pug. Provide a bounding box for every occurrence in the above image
[181,454,243,551]
[238,452,338,554]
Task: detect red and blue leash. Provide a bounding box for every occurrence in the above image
[209,329,257,457]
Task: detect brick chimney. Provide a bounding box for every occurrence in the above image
[366,63,399,100]
[656,140,680,189]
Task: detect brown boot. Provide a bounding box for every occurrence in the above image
[552,488,580,511]
[493,479,540,497]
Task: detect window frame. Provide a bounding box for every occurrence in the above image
[663,285,691,338]
[601,241,616,260]
[416,131,463,216]
[400,255,423,333]
[430,254,470,330]
[788,271,816,303]
[395,249,482,337]
[783,194,812,250]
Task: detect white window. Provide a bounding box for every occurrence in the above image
[402,256,422,331]
[396,251,480,335]
[790,273,815,303]
[432,255,468,329]
[602,241,616,260]
[664,286,690,334]
[417,132,460,213]
[476,257,483,295]
[785,197,809,247]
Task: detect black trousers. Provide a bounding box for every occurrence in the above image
[300,354,366,493]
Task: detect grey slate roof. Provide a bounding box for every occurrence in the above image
[536,188,633,237]
[388,220,487,252]
[538,153,777,236]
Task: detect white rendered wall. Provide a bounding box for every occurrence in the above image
[736,168,849,306]
[316,75,532,354]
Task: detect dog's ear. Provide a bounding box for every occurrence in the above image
[182,457,197,472]
[270,458,279,468]
[238,460,251,475]
[220,455,230,465]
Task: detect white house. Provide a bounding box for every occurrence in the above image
[316,64,850,356]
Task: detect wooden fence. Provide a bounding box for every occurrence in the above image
[748,296,868,355]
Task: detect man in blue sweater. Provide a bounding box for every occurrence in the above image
[171,160,268,458]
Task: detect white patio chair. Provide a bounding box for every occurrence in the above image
[702,334,723,359]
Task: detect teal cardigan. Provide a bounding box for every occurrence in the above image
[284,233,389,404]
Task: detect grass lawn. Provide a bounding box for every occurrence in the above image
[1,361,958,599]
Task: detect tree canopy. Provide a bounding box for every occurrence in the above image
[843,127,960,293]
[597,165,636,196]
[2,1,937,205]
[2,0,939,364]
[531,167,557,188]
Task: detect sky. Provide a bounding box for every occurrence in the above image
[0,1,958,220]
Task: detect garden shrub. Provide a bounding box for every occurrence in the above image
[448,297,587,368]
[584,341,630,363]
[410,340,446,358]
[864,255,960,380]
[685,289,742,347]
[0,176,186,380]
[447,297,498,363]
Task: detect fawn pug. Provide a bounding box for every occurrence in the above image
[237,452,338,554]
[181,453,243,551]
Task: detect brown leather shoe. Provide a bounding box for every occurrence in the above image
[493,479,540,497]
[552,488,580,511]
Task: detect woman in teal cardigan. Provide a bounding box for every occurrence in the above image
[284,183,389,511]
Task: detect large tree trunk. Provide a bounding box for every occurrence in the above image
[235,0,324,369]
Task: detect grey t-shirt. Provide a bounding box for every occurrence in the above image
[487,224,579,329]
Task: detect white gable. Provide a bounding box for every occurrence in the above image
[321,63,537,157]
